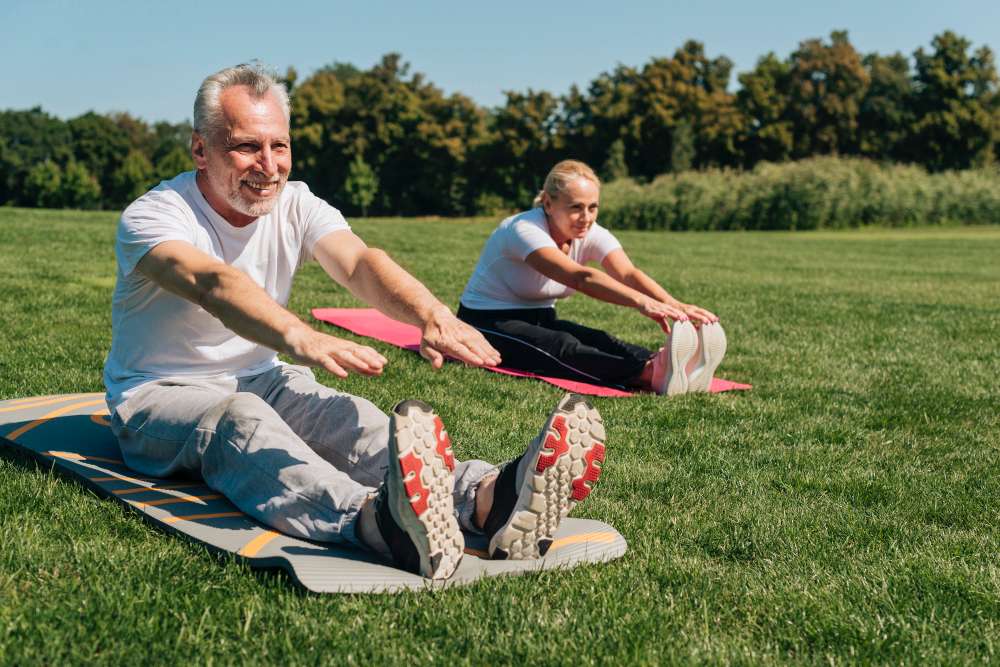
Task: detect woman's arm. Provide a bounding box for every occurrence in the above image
[525,247,687,331]
[602,249,718,325]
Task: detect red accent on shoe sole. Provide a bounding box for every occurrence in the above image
[399,450,428,516]
[571,442,605,501]
[536,415,569,473]
[433,417,455,471]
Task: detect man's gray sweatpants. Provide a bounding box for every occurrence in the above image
[109,364,497,547]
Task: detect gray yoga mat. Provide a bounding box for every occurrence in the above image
[0,393,627,593]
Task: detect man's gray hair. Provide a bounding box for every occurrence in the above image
[193,62,290,143]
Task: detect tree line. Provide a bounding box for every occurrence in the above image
[1,30,996,216]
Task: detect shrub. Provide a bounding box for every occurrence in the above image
[599,157,1000,231]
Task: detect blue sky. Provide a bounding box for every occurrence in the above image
[4,0,998,124]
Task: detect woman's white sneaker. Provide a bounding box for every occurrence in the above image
[686,323,727,393]
[651,320,698,395]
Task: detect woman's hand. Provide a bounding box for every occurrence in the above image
[679,303,719,326]
[638,299,689,333]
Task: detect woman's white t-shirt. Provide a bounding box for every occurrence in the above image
[460,207,622,310]
[103,171,349,411]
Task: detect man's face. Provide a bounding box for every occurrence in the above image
[192,85,291,225]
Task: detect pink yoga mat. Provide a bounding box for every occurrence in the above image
[311,308,751,398]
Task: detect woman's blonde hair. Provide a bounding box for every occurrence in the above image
[533,160,601,208]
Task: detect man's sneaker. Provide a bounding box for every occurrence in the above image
[686,323,727,393]
[483,393,606,560]
[373,399,464,579]
[651,320,698,395]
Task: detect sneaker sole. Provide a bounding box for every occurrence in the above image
[688,323,727,393]
[666,321,698,396]
[489,394,606,560]
[388,399,464,579]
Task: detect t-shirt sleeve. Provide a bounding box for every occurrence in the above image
[504,219,558,261]
[296,184,351,262]
[580,223,623,264]
[115,196,198,278]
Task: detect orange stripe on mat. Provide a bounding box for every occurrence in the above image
[130,494,222,509]
[548,531,617,552]
[5,399,107,440]
[164,512,244,524]
[238,531,281,557]
[463,531,617,558]
[90,413,111,427]
[90,474,160,484]
[0,395,90,413]
[111,483,205,495]
[46,451,123,465]
[4,395,61,405]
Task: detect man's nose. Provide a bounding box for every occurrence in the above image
[256,145,276,176]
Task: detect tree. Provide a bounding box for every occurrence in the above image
[858,52,914,160]
[342,154,378,216]
[110,150,155,205]
[737,53,794,164]
[473,89,561,207]
[0,107,72,205]
[291,54,488,215]
[24,160,63,208]
[561,68,641,174]
[68,111,130,206]
[154,145,194,181]
[60,160,101,209]
[615,41,743,178]
[151,120,193,164]
[785,31,870,157]
[907,31,998,170]
[110,112,155,157]
[601,138,629,181]
[670,121,695,172]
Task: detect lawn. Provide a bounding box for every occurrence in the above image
[1,207,998,665]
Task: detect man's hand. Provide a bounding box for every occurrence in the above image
[679,303,719,326]
[638,298,689,333]
[285,327,388,379]
[419,306,501,369]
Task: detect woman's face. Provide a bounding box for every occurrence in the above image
[542,176,600,245]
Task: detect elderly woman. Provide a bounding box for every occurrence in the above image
[457,160,726,395]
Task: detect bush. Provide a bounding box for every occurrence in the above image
[599,157,1000,231]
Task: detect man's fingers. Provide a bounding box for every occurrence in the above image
[470,339,501,366]
[354,346,388,370]
[321,357,349,378]
[420,342,445,369]
[454,333,500,366]
[447,342,486,367]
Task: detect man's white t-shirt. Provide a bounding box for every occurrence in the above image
[460,207,622,310]
[103,171,349,411]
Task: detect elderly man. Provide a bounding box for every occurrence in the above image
[103,63,606,579]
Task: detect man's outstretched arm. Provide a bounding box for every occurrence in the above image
[313,230,501,369]
[135,240,388,378]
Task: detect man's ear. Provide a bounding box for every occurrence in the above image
[191,132,208,169]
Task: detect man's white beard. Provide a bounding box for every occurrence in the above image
[226,178,287,218]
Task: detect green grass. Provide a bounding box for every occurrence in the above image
[1,207,999,665]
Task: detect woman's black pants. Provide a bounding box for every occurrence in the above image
[457,304,653,388]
